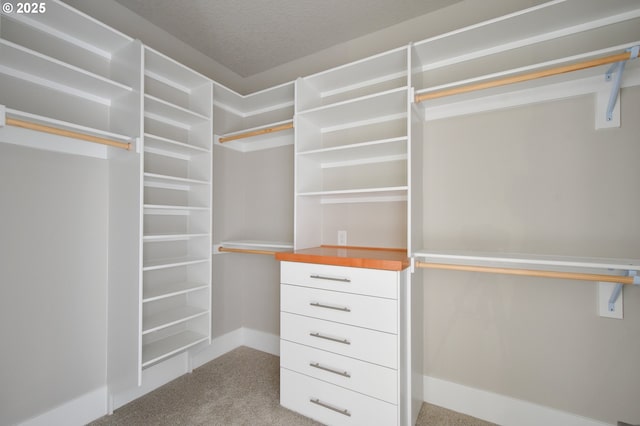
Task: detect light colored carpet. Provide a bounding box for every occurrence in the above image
[90,346,494,426]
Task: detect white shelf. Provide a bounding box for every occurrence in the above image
[142,256,209,271]
[298,186,408,204]
[4,108,132,142]
[143,282,209,303]
[218,240,293,251]
[143,203,208,211]
[213,80,294,118]
[412,0,640,72]
[2,0,133,58]
[416,41,640,102]
[142,330,209,368]
[145,47,210,91]
[215,119,294,152]
[0,39,132,103]
[144,172,209,189]
[213,81,294,151]
[297,87,408,131]
[306,46,407,95]
[299,46,408,109]
[142,306,208,335]
[143,205,208,216]
[145,94,209,126]
[144,133,209,157]
[143,233,209,242]
[297,137,407,166]
[414,249,640,273]
[1,108,133,158]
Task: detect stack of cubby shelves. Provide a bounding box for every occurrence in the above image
[294,46,415,251]
[141,47,213,371]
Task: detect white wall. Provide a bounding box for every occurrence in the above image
[421,88,640,424]
[213,144,294,337]
[0,144,108,425]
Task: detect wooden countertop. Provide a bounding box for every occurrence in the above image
[275,245,410,271]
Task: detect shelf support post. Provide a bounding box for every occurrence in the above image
[605,45,639,122]
[0,105,5,127]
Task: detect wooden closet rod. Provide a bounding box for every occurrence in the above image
[6,118,131,150]
[415,262,637,285]
[415,50,636,103]
[219,122,293,143]
[218,246,279,256]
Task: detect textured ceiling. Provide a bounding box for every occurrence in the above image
[112,0,461,77]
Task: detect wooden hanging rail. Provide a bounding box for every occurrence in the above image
[415,262,637,285]
[218,246,281,256]
[218,122,293,143]
[415,49,638,103]
[5,118,131,150]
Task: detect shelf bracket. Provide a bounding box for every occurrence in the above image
[607,283,623,312]
[0,105,5,127]
[604,45,639,123]
[609,271,638,311]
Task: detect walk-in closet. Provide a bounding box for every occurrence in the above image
[1,1,639,425]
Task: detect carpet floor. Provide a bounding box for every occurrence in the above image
[90,346,494,426]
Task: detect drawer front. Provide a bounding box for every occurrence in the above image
[281,261,397,299]
[281,312,397,368]
[281,340,398,404]
[281,284,398,333]
[281,368,397,426]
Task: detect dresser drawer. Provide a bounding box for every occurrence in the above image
[281,368,397,426]
[281,340,398,404]
[281,261,397,299]
[281,312,397,368]
[281,284,397,333]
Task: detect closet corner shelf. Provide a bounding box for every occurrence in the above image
[215,119,294,152]
[414,249,640,284]
[276,245,409,271]
[215,240,294,256]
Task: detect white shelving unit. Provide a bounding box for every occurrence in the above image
[411,0,640,121]
[212,82,295,256]
[0,0,145,402]
[0,0,140,157]
[214,81,294,152]
[141,46,212,373]
[294,47,414,250]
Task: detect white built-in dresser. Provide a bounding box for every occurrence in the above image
[277,247,418,426]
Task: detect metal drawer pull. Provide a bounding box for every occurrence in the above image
[310,274,351,283]
[309,362,351,378]
[310,302,351,312]
[310,398,351,417]
[309,332,351,345]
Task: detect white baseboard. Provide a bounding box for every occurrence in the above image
[112,327,279,411]
[18,387,107,426]
[242,327,280,356]
[17,327,278,426]
[18,333,615,426]
[423,376,613,426]
[191,327,246,369]
[191,327,279,368]
[111,353,189,411]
